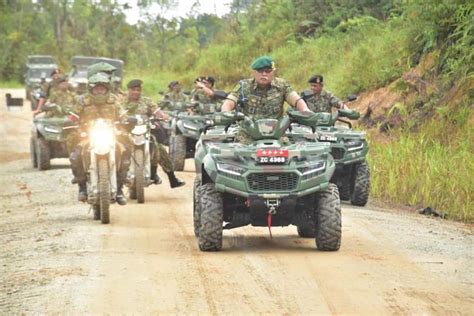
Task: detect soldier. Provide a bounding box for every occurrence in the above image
[160,80,188,111]
[302,75,347,112]
[221,56,310,144]
[87,62,125,98]
[43,75,76,117]
[34,69,62,114]
[121,79,185,188]
[191,76,216,104]
[68,73,130,205]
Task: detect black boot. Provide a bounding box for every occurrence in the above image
[116,184,127,206]
[150,166,162,185]
[166,171,185,188]
[78,183,87,202]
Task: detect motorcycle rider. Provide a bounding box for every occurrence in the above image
[121,79,185,188]
[68,73,130,205]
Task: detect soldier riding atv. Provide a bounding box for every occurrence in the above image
[300,85,370,206]
[193,56,342,252]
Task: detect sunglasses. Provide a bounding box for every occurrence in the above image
[256,68,274,74]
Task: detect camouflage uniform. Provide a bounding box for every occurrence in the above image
[159,90,188,111]
[303,89,343,113]
[226,77,294,144]
[45,89,76,118]
[120,96,174,173]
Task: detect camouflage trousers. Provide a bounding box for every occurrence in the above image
[150,132,173,173]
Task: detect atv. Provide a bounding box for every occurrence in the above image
[193,111,341,252]
[168,102,217,171]
[30,110,70,170]
[288,101,370,206]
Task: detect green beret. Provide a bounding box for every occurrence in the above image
[251,56,274,70]
[127,79,143,89]
[308,75,324,84]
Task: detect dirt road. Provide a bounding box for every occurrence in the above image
[1,89,473,314]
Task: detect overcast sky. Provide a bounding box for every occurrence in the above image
[119,0,233,24]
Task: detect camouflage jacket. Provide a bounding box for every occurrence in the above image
[46,90,77,117]
[164,90,188,103]
[120,96,157,117]
[191,88,216,104]
[302,89,343,113]
[73,94,121,123]
[160,90,188,111]
[226,77,295,120]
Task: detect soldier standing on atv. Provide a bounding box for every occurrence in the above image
[302,75,348,112]
[68,73,130,205]
[40,76,77,117]
[221,56,310,144]
[121,79,185,188]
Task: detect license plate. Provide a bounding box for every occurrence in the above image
[318,133,337,142]
[256,149,288,164]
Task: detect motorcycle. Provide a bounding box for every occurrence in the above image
[126,114,155,203]
[67,116,125,224]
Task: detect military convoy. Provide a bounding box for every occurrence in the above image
[23,54,370,248]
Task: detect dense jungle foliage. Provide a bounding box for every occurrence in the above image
[1,0,473,220]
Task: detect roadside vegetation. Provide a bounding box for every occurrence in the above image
[1,0,472,220]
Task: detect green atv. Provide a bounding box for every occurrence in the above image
[193,111,341,252]
[288,103,370,206]
[30,105,71,170]
[168,102,218,171]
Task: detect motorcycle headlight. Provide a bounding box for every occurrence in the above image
[90,122,115,154]
[216,162,247,177]
[298,161,326,177]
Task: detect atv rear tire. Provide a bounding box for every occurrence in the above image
[36,137,51,170]
[198,183,223,251]
[98,158,110,224]
[30,137,38,168]
[315,183,341,251]
[338,180,351,201]
[297,220,316,238]
[169,134,186,171]
[193,177,202,237]
[350,161,370,206]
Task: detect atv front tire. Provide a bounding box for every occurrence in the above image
[30,137,38,168]
[315,183,341,251]
[198,183,223,251]
[350,161,370,206]
[36,137,51,170]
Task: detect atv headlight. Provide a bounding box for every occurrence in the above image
[298,161,326,177]
[216,162,247,177]
[345,140,364,152]
[183,122,197,131]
